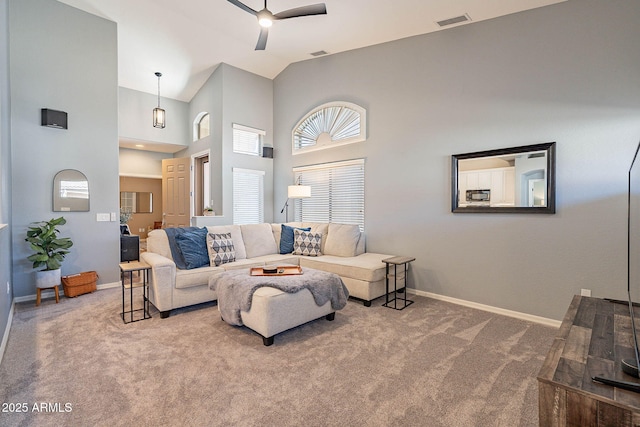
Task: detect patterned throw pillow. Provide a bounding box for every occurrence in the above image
[292,229,322,256]
[207,232,236,266]
[280,224,311,254]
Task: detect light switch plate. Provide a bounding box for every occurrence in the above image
[110,212,117,221]
[96,213,110,222]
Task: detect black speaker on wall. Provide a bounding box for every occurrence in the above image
[41,108,68,129]
[262,146,273,158]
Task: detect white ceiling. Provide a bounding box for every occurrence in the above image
[58,0,565,103]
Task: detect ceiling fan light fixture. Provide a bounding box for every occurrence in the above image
[258,11,273,27]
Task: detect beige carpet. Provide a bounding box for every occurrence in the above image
[0,288,556,427]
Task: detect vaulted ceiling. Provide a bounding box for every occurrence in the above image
[58,0,566,102]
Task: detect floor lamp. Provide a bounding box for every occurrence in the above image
[280,182,311,222]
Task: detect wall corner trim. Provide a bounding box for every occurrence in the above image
[408,289,562,328]
[0,300,15,368]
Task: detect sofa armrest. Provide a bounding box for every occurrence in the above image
[141,251,176,312]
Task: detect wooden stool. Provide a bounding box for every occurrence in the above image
[36,285,60,306]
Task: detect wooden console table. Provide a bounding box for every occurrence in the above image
[538,295,640,426]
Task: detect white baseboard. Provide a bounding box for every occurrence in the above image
[0,300,15,367]
[408,289,562,328]
[13,281,120,303]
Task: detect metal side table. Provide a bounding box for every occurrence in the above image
[119,261,152,323]
[382,256,415,310]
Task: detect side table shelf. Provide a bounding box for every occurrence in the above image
[119,261,152,324]
[382,256,415,310]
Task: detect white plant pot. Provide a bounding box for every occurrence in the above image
[35,268,61,289]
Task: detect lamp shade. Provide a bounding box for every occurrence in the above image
[287,185,311,199]
[153,107,165,128]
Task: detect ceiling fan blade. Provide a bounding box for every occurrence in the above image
[227,0,258,16]
[273,3,327,20]
[255,27,269,50]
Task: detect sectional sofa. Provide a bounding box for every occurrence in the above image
[141,222,397,318]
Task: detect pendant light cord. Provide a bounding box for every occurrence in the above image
[155,72,162,108]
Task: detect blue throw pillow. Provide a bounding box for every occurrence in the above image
[174,227,209,269]
[280,224,311,254]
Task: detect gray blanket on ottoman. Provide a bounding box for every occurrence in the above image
[209,267,350,326]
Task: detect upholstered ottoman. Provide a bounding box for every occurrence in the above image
[209,267,349,346]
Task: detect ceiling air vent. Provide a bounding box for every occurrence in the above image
[436,13,471,28]
[310,50,329,57]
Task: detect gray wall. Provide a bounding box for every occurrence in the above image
[119,148,172,178]
[10,0,119,297]
[0,0,12,348]
[183,65,224,215]
[274,0,640,320]
[119,86,190,149]
[178,63,274,223]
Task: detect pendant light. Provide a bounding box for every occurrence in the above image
[153,72,165,129]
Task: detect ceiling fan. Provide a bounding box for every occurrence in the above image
[227,0,327,50]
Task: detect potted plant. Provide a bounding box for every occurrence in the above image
[25,217,73,288]
[120,208,133,234]
[203,206,214,216]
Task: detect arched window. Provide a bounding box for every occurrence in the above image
[193,112,210,141]
[292,101,366,154]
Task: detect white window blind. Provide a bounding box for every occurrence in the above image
[294,159,365,231]
[233,123,265,156]
[292,102,366,155]
[233,168,265,224]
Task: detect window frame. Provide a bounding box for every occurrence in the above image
[292,101,367,155]
[193,112,210,141]
[233,123,265,156]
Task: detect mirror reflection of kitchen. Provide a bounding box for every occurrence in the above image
[457,150,547,208]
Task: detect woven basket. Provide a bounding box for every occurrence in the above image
[62,271,98,298]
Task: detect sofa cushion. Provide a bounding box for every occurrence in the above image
[207,225,246,260]
[301,223,329,253]
[293,229,322,256]
[207,232,236,266]
[250,254,301,266]
[280,224,311,254]
[175,265,225,289]
[174,227,210,269]
[241,223,278,258]
[299,253,392,283]
[324,223,362,257]
[146,229,172,260]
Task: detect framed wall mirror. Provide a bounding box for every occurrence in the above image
[120,191,153,213]
[53,169,90,212]
[451,142,556,214]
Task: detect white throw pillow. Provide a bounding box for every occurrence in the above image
[324,223,362,257]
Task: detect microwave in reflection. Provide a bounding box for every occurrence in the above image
[466,189,490,203]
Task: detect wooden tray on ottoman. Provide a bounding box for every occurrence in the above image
[62,271,98,297]
[250,266,303,276]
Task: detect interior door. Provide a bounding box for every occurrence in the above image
[162,157,191,228]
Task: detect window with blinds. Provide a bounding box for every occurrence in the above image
[233,123,265,156]
[292,102,366,155]
[293,159,365,231]
[233,168,265,225]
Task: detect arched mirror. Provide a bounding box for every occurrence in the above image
[53,169,90,212]
[451,142,556,214]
